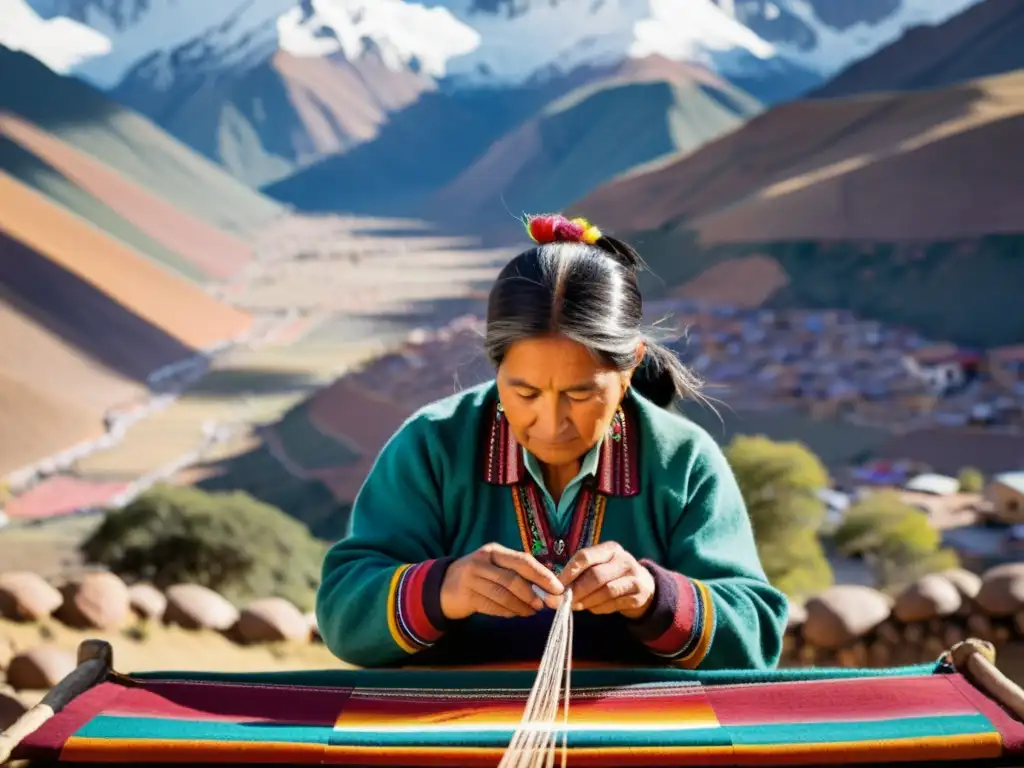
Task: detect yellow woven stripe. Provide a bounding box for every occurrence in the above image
[385,564,418,655]
[678,579,715,669]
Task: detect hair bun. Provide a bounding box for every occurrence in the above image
[525,213,602,246]
[525,212,645,275]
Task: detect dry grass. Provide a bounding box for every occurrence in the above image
[2,616,342,699]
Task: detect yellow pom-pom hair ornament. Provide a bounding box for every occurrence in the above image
[525,213,602,246]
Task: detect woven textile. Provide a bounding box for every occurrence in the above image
[13,662,1024,766]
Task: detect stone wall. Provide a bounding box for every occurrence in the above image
[783,566,1024,670]
[0,570,320,708]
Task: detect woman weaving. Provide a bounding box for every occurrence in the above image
[316,214,788,671]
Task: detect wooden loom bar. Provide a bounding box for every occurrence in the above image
[0,640,113,764]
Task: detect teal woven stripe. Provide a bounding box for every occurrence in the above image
[75,715,334,745]
[729,714,996,746]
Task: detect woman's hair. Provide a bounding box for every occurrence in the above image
[484,213,703,408]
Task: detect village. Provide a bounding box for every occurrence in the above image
[335,300,1024,576]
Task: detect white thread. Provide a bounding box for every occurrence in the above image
[498,587,574,768]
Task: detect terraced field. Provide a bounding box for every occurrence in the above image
[0,114,252,282]
[0,172,253,352]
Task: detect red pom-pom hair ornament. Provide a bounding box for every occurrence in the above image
[525,213,602,246]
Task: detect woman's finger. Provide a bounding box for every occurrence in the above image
[588,590,651,616]
[469,574,538,617]
[476,562,545,610]
[570,559,630,604]
[490,548,563,595]
[474,595,520,619]
[559,541,622,586]
[575,575,638,612]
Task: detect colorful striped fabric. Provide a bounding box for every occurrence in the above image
[13,662,1024,766]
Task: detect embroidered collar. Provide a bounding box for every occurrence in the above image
[480,391,640,497]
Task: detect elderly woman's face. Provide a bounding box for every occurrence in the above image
[497,335,632,467]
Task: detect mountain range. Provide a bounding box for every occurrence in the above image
[7,0,984,190]
[2,0,1024,518]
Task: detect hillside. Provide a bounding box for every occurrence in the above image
[0,46,282,238]
[112,49,435,188]
[263,67,608,216]
[812,0,1024,98]
[0,170,254,477]
[426,58,762,238]
[571,69,1024,348]
[0,114,251,282]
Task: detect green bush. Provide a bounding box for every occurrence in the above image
[80,484,328,611]
[833,490,960,591]
[724,434,834,600]
[957,467,985,493]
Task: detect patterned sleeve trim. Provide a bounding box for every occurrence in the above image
[628,559,716,668]
[385,557,455,654]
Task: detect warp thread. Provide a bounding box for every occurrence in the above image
[498,587,575,768]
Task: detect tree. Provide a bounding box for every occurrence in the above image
[957,467,985,494]
[833,490,960,591]
[724,434,834,600]
[80,484,329,610]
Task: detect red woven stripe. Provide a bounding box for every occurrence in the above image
[707,675,976,725]
[102,680,349,725]
[14,680,127,761]
[947,671,1024,751]
[644,572,696,656]
[400,561,443,644]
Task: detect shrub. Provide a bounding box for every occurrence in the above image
[80,484,328,611]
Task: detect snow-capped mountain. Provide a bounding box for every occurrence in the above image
[1,0,110,73]
[719,0,988,76]
[5,0,995,195]
[18,0,788,92]
[16,0,987,94]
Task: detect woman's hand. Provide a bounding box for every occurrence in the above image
[440,543,564,620]
[558,541,656,620]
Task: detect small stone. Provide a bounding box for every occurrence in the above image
[128,583,167,621]
[0,572,62,622]
[6,646,76,691]
[0,688,27,731]
[894,574,962,623]
[164,584,239,631]
[977,564,1024,617]
[803,586,892,650]
[0,634,14,670]
[55,572,131,630]
[236,598,309,644]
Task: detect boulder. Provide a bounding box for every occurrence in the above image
[0,687,27,731]
[786,601,808,632]
[976,563,1024,617]
[894,574,962,623]
[941,568,983,601]
[803,586,892,650]
[306,611,321,642]
[0,633,14,670]
[6,646,76,691]
[163,584,239,631]
[0,571,62,622]
[55,572,131,630]
[236,598,309,644]
[128,583,167,621]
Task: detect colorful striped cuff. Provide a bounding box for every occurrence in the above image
[386,558,455,654]
[628,560,715,668]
